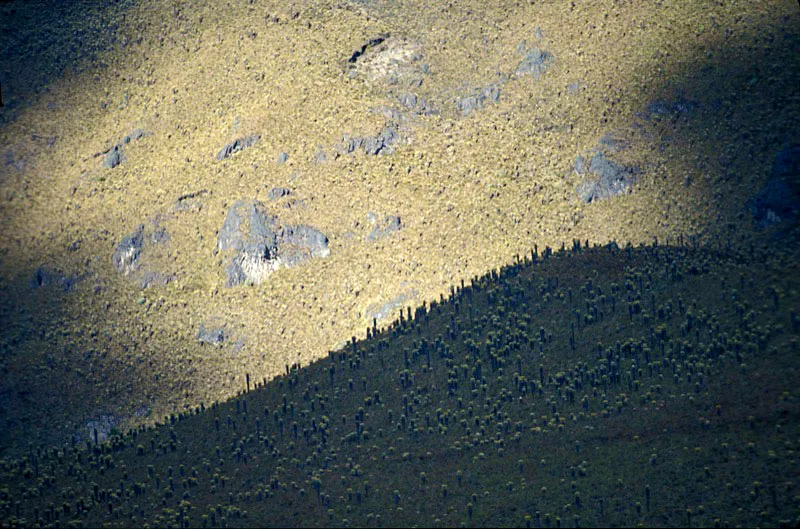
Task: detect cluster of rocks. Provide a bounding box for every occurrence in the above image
[217,199,330,286]
[455,40,553,118]
[515,46,554,79]
[456,83,502,116]
[336,124,399,157]
[572,95,702,203]
[398,92,435,115]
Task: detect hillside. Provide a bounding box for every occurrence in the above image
[0,0,799,526]
[1,241,798,527]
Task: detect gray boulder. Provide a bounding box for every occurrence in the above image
[218,199,330,286]
[103,146,124,169]
[338,124,399,156]
[575,152,637,203]
[101,128,149,169]
[112,225,145,275]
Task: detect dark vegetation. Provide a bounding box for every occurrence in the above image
[1,239,797,528]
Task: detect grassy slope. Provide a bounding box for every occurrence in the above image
[0,240,798,527]
[0,0,797,499]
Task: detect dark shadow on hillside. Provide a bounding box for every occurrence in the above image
[571,6,800,244]
[0,2,799,459]
[0,0,136,125]
[1,236,797,527]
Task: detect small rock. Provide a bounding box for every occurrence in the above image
[367,215,402,241]
[338,124,398,156]
[457,84,501,116]
[277,152,289,165]
[197,324,227,346]
[400,93,418,109]
[103,146,123,169]
[279,224,331,263]
[174,190,208,212]
[150,226,170,245]
[102,129,148,169]
[123,128,147,143]
[215,135,261,161]
[112,225,145,275]
[267,187,291,200]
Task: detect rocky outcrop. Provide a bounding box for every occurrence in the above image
[215,135,260,161]
[112,222,172,288]
[336,124,399,156]
[574,151,638,203]
[217,199,330,286]
[456,84,502,116]
[112,225,146,275]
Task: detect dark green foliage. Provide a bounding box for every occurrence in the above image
[0,241,798,527]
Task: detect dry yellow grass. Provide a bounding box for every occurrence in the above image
[0,0,796,453]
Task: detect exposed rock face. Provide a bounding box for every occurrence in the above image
[515,46,553,78]
[575,151,638,203]
[112,223,172,287]
[218,199,330,286]
[112,225,145,275]
[214,135,260,161]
